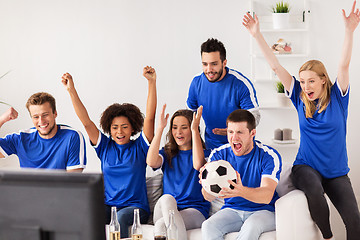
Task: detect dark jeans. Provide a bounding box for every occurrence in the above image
[105,205,149,238]
[291,164,360,240]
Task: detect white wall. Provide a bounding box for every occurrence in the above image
[0,0,359,237]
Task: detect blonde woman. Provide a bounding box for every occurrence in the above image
[243,1,360,240]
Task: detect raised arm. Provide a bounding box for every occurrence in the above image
[142,66,157,143]
[146,104,169,169]
[61,73,99,145]
[0,107,18,129]
[191,106,206,170]
[0,107,18,158]
[337,0,360,93]
[243,12,293,92]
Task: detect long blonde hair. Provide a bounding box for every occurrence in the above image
[299,60,333,118]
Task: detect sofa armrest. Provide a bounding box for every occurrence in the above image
[275,190,322,240]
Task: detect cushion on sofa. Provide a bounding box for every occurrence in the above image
[276,162,295,197]
[146,173,163,224]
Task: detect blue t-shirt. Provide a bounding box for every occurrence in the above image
[0,124,86,170]
[159,148,211,218]
[208,140,282,212]
[187,67,259,149]
[287,77,349,178]
[94,131,150,213]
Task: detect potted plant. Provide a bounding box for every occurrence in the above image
[275,81,291,107]
[272,1,290,29]
[275,81,285,93]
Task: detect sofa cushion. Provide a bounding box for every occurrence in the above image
[146,173,163,224]
[276,162,295,197]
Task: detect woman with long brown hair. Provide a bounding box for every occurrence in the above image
[147,105,210,240]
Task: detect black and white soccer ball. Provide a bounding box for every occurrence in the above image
[201,160,237,197]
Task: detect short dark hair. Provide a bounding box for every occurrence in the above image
[26,92,56,113]
[201,38,226,62]
[226,109,256,132]
[100,103,144,136]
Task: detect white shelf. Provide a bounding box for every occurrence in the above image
[254,78,276,83]
[261,28,308,33]
[251,53,308,58]
[259,106,294,110]
[262,140,299,149]
[250,0,308,158]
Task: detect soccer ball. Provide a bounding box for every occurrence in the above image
[201,160,237,197]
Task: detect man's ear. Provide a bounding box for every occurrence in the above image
[223,59,227,68]
[54,110,58,118]
[250,128,256,138]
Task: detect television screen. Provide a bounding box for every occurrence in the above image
[0,169,106,240]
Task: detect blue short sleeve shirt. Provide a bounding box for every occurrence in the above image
[159,148,211,218]
[187,67,259,149]
[287,77,349,178]
[208,141,282,212]
[0,124,86,170]
[94,131,150,213]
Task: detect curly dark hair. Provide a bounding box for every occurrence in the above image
[100,103,144,136]
[164,109,205,167]
[201,38,227,62]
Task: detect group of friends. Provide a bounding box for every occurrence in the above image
[1,3,360,240]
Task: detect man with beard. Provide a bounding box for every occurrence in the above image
[187,38,260,149]
[0,92,86,172]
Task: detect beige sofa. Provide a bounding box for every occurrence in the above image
[141,163,325,240]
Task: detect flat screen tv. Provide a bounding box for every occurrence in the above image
[0,169,106,240]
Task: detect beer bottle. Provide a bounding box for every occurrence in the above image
[131,208,143,240]
[109,206,121,240]
[167,210,178,240]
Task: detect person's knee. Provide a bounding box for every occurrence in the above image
[304,184,325,199]
[117,209,133,225]
[239,224,263,240]
[201,219,223,238]
[201,218,213,232]
[159,194,176,204]
[239,212,275,239]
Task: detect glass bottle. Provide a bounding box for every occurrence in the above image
[131,208,143,240]
[109,206,121,240]
[167,210,178,240]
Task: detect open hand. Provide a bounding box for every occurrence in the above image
[342,0,360,33]
[157,104,169,130]
[191,105,203,132]
[219,171,243,199]
[242,12,260,37]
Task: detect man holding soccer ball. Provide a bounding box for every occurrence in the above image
[192,108,282,240]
